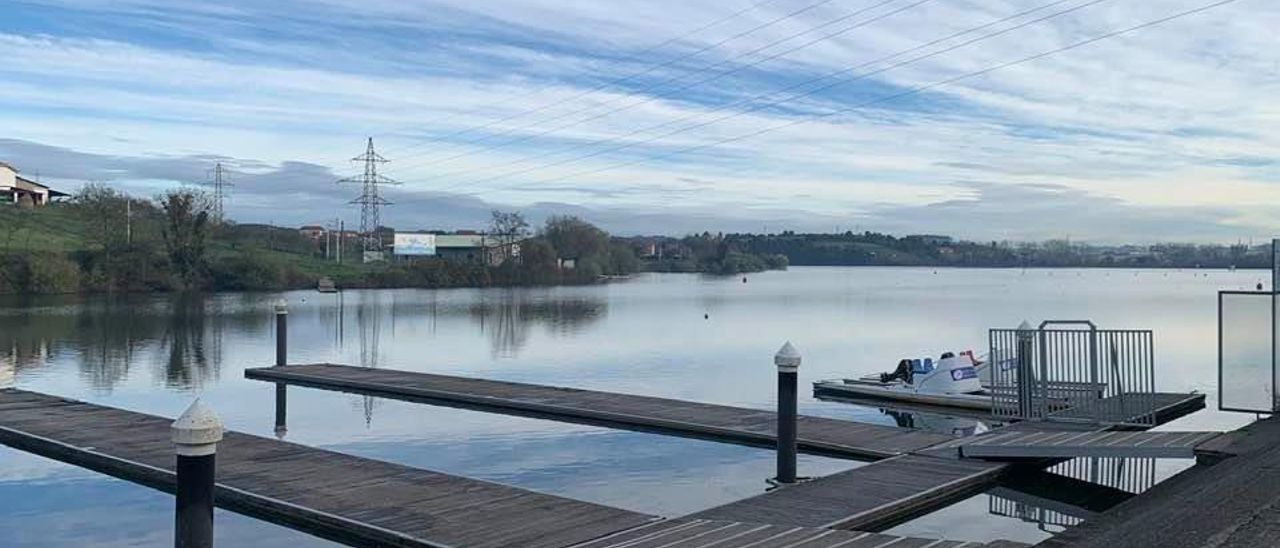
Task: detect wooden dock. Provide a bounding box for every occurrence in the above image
[568,518,1027,548]
[1037,415,1280,548]
[245,363,952,460]
[0,388,1025,548]
[0,389,657,548]
[690,455,1006,531]
[957,430,1223,460]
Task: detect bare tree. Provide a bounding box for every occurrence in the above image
[488,210,528,265]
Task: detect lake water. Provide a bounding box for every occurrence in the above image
[0,267,1263,547]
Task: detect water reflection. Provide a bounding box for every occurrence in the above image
[0,294,268,392]
[991,457,1157,533]
[468,292,607,357]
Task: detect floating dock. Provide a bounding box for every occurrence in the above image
[245,364,1208,534]
[0,389,654,548]
[245,363,953,460]
[1038,415,1280,548]
[0,389,1024,548]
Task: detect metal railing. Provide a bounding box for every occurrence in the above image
[989,321,1156,426]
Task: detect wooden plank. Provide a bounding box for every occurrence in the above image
[957,431,1222,460]
[564,519,1015,548]
[246,364,952,461]
[0,389,657,548]
[687,455,1006,532]
[1038,415,1280,548]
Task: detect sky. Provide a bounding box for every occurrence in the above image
[0,0,1276,242]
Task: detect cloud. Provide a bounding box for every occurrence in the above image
[1,1,1276,242]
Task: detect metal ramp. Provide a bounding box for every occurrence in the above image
[957,430,1222,460]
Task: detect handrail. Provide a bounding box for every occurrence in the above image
[1039,320,1097,330]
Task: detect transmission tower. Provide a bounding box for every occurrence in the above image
[338,138,400,254]
[206,162,233,224]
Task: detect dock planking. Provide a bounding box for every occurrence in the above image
[0,389,658,548]
[568,519,1027,548]
[689,455,1007,531]
[1037,415,1280,548]
[957,430,1222,460]
[246,363,953,460]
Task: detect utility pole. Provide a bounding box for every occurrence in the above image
[338,220,344,264]
[338,138,400,260]
[125,194,132,246]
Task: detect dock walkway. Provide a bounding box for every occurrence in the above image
[0,389,1022,548]
[246,363,952,460]
[690,455,1006,531]
[0,389,655,548]
[957,430,1222,460]
[1037,416,1280,548]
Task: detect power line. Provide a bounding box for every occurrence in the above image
[380,0,838,160]
[419,0,1089,187]
[393,0,1241,206]
[531,0,1244,188]
[392,0,919,174]
[338,138,401,255]
[377,0,789,158]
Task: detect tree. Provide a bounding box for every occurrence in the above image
[74,183,130,252]
[488,210,528,265]
[159,189,212,288]
[543,215,608,260]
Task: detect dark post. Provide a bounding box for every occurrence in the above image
[1016,320,1035,419]
[274,300,288,437]
[775,341,801,484]
[275,300,288,367]
[172,399,222,548]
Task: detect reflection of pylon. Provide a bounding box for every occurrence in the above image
[338,138,400,253]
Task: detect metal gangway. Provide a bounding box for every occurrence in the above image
[988,320,1161,427]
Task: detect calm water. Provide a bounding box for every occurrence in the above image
[0,267,1262,546]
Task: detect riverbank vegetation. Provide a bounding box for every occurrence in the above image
[0,188,777,295]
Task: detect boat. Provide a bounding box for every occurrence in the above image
[814,351,994,410]
[317,277,338,293]
[814,349,1102,412]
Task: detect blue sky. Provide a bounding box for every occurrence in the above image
[0,0,1275,241]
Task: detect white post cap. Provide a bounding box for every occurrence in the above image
[775,341,801,372]
[274,299,288,314]
[172,399,224,457]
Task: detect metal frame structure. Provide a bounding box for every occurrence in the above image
[1217,290,1279,413]
[990,321,1156,427]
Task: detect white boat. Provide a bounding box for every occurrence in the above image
[814,352,995,410]
[814,349,1101,412]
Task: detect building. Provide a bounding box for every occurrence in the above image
[392,232,520,267]
[298,225,326,240]
[1,162,69,207]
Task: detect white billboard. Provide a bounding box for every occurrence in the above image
[393,233,436,256]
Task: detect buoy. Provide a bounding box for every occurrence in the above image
[1258,283,1264,291]
[704,313,709,319]
[742,276,747,283]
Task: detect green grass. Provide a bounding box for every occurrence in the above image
[0,204,96,254]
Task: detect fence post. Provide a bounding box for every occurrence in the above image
[775,341,801,484]
[1016,321,1036,419]
[274,300,288,437]
[172,399,222,548]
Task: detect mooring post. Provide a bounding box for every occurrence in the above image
[1015,320,1036,419]
[172,399,223,548]
[775,341,801,484]
[274,300,288,437]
